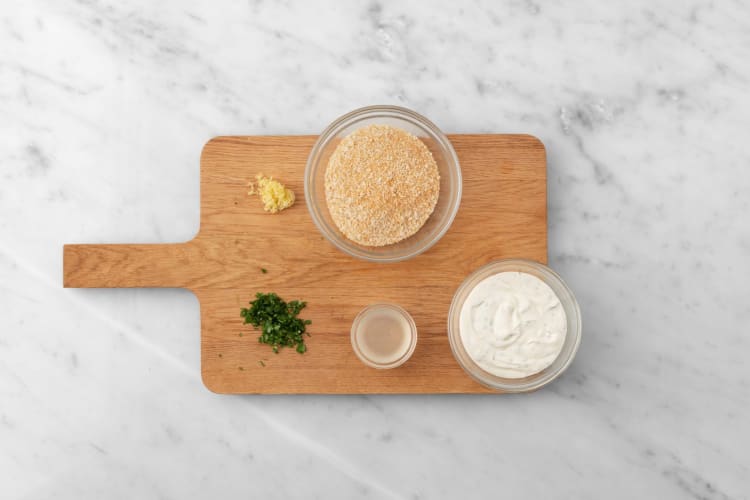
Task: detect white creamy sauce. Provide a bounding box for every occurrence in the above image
[459,271,567,378]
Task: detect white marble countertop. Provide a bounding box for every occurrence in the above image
[2,1,749,498]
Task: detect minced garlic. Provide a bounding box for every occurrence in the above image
[247,173,295,213]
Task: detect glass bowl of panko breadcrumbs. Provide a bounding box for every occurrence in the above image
[305,105,462,263]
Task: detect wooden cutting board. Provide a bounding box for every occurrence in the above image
[63,134,547,394]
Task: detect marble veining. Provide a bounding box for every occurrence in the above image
[1,0,749,498]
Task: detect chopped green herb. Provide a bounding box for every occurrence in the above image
[240,292,311,354]
[238,366,244,371]
[259,360,266,367]
[261,268,268,274]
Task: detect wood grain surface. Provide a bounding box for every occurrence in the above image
[63,134,547,394]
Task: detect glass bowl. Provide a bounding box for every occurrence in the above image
[350,303,418,369]
[304,105,462,263]
[447,259,582,392]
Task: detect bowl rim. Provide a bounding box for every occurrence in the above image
[447,258,583,393]
[304,104,462,263]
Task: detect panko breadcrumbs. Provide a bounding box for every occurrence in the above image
[325,124,440,246]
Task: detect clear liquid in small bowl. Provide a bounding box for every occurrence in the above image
[351,304,416,368]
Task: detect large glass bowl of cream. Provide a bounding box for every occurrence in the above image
[448,259,582,392]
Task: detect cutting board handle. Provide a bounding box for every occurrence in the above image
[63,243,194,289]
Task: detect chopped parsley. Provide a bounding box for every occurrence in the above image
[261,268,267,274]
[240,292,311,354]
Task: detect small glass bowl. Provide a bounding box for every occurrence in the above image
[351,303,418,369]
[304,105,462,263]
[447,259,582,392]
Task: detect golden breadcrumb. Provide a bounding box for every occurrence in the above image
[324,124,440,246]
